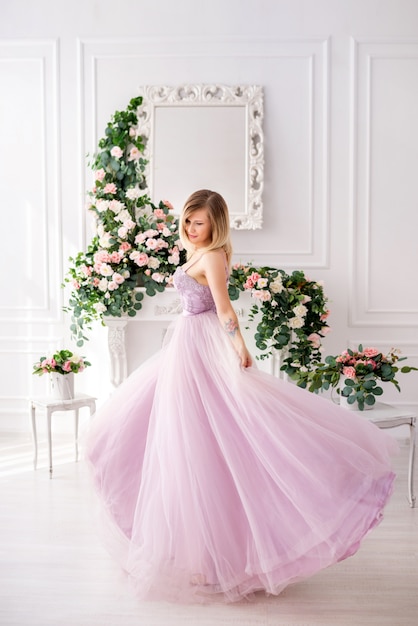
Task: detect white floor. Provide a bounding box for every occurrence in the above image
[0,432,417,626]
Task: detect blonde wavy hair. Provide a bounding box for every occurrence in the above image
[179,189,233,267]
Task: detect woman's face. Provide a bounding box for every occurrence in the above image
[184,208,212,249]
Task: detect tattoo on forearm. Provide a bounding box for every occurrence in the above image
[224,318,238,338]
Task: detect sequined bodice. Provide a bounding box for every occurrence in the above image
[173,267,216,316]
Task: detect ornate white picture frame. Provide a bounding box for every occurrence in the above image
[136,84,264,229]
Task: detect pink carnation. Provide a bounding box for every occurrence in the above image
[95,168,106,182]
[103,183,117,195]
[154,208,166,219]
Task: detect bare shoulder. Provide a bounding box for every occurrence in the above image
[202,248,225,269]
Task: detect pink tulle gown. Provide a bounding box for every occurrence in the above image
[85,264,398,603]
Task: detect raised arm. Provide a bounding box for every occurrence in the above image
[202,250,253,368]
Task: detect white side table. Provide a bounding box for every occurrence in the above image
[29,393,96,477]
[348,402,416,508]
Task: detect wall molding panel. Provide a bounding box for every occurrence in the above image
[350,39,418,327]
[78,37,330,268]
[0,39,61,324]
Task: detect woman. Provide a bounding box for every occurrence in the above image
[85,189,397,604]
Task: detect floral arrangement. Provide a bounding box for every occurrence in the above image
[292,344,417,410]
[32,349,91,376]
[62,95,331,369]
[63,96,185,346]
[228,265,331,368]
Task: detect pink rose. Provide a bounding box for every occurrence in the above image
[110,146,123,159]
[145,238,158,250]
[80,265,92,277]
[320,310,330,320]
[72,280,80,289]
[63,361,73,372]
[94,251,111,264]
[109,251,122,263]
[363,347,379,358]
[119,242,132,252]
[320,326,331,336]
[342,366,356,379]
[153,208,166,219]
[163,200,174,210]
[307,333,321,348]
[95,168,105,181]
[103,183,117,195]
[112,272,125,285]
[128,147,140,161]
[130,251,149,267]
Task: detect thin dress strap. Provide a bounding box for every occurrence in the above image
[183,252,205,274]
[184,249,229,279]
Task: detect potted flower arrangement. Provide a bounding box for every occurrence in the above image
[63,96,186,346]
[286,344,417,410]
[228,264,330,368]
[32,349,91,400]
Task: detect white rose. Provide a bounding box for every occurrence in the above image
[98,278,109,292]
[99,263,113,277]
[96,200,110,213]
[115,209,131,223]
[126,187,141,200]
[99,233,112,248]
[257,278,268,288]
[94,302,107,313]
[293,304,307,318]
[289,316,304,329]
[147,257,160,269]
[270,278,283,294]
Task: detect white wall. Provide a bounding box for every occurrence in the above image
[1,0,418,431]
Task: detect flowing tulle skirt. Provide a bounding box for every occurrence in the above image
[85,309,397,603]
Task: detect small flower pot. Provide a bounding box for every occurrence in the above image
[49,372,74,400]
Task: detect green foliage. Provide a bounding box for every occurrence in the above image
[228,264,330,371]
[63,97,186,346]
[292,344,417,410]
